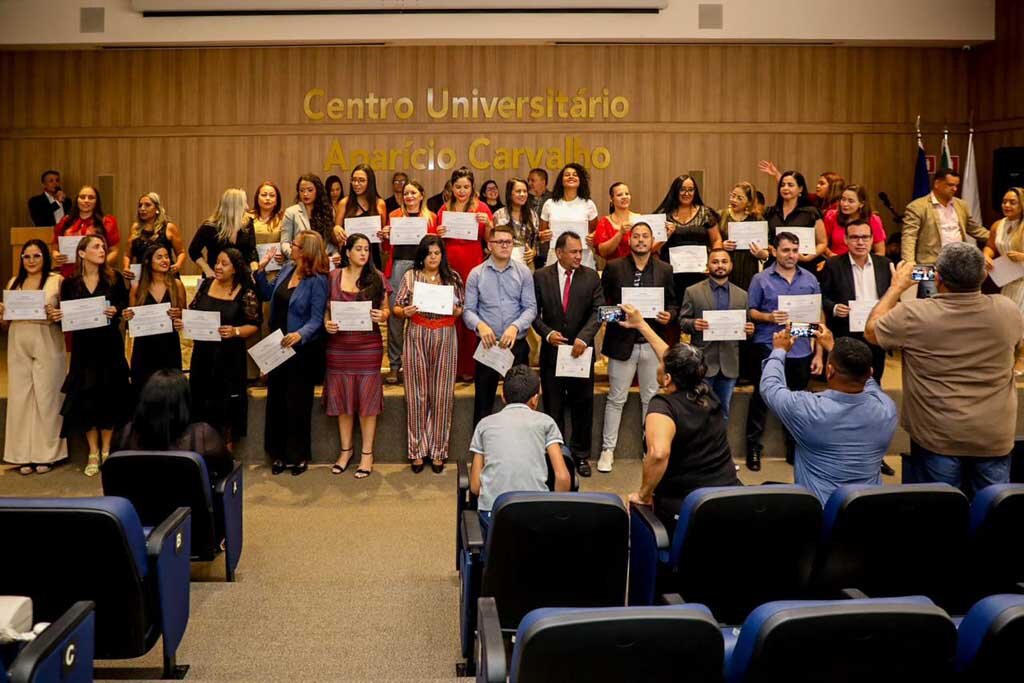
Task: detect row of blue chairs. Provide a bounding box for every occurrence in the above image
[474,594,1024,682]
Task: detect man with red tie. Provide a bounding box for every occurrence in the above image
[532,231,605,476]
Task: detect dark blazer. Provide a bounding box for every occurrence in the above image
[255,262,328,346]
[679,279,749,378]
[532,263,604,368]
[820,254,892,337]
[28,193,72,227]
[600,255,678,361]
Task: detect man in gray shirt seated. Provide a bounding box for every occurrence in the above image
[470,365,572,538]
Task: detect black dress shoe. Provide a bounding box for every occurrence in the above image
[291,461,308,476]
[411,461,425,474]
[880,460,896,477]
[431,460,445,474]
[577,459,592,478]
[746,449,762,472]
[271,460,287,475]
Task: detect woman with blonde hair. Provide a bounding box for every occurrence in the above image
[189,188,259,278]
[719,181,767,290]
[984,186,1024,373]
[123,192,185,281]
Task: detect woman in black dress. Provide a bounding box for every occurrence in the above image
[56,234,131,476]
[189,247,262,451]
[656,174,724,301]
[124,244,185,391]
[188,188,259,279]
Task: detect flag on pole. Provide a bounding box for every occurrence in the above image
[913,118,930,200]
[962,130,982,223]
[940,130,952,170]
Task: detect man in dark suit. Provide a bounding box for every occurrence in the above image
[28,169,71,227]
[821,219,896,477]
[679,248,755,421]
[533,231,604,476]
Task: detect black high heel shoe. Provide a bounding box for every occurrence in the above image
[411,459,425,474]
[271,460,287,475]
[431,459,445,474]
[291,461,309,476]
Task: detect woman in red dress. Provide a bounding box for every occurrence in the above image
[432,167,493,381]
[52,185,120,278]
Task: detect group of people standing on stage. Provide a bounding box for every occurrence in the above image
[8,163,1024,494]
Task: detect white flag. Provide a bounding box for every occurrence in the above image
[962,131,982,225]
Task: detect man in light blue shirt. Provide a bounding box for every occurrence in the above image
[464,224,538,424]
[760,323,897,505]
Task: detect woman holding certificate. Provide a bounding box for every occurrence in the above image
[53,185,120,278]
[657,175,723,300]
[491,177,541,269]
[335,164,387,270]
[383,180,435,385]
[251,181,284,246]
[393,235,465,473]
[0,240,67,474]
[434,167,493,381]
[539,163,599,270]
[255,231,329,476]
[595,182,642,261]
[57,234,131,476]
[123,244,185,391]
[123,193,185,281]
[189,248,262,451]
[189,188,259,278]
[764,171,826,270]
[324,234,390,479]
[984,187,1024,374]
[718,181,767,290]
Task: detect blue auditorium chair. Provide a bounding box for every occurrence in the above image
[967,484,1024,600]
[102,450,244,581]
[811,484,969,609]
[1,601,95,683]
[628,486,822,624]
[955,594,1024,679]
[724,597,957,682]
[475,598,724,683]
[0,497,192,679]
[458,492,628,675]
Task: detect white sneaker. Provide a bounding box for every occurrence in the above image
[597,450,614,473]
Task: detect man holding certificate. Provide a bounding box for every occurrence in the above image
[745,232,824,472]
[463,224,537,426]
[679,248,754,422]
[532,231,604,476]
[599,222,678,473]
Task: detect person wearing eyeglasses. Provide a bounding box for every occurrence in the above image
[463,224,537,425]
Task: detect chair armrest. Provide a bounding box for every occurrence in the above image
[839,588,870,600]
[458,457,470,493]
[9,601,95,683]
[146,507,192,661]
[461,510,485,552]
[215,462,244,581]
[630,502,671,550]
[476,597,507,683]
[659,593,686,606]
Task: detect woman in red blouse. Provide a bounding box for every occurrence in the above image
[433,167,493,381]
[823,184,887,258]
[595,181,643,261]
[53,185,120,278]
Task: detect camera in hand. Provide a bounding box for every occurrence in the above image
[790,322,820,338]
[598,305,626,323]
[912,265,936,282]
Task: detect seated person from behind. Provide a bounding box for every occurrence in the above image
[469,364,571,537]
[621,304,741,534]
[115,368,235,482]
[760,324,897,504]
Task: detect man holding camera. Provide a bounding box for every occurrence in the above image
[866,242,1023,496]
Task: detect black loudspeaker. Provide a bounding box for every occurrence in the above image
[992,147,1024,210]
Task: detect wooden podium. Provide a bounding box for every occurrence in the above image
[10,227,54,274]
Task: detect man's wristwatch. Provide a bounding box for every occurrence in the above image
[234,327,240,337]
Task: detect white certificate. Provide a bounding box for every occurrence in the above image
[621,287,665,318]
[668,246,708,274]
[555,345,593,378]
[331,300,372,331]
[411,281,455,316]
[129,264,143,281]
[345,215,382,244]
[247,329,296,375]
[639,214,668,243]
[390,217,428,246]
[60,296,107,332]
[778,294,822,323]
[3,290,46,321]
[441,212,479,241]
[128,302,173,338]
[511,246,526,263]
[848,299,877,333]
[989,255,1024,287]
[703,309,747,341]
[182,309,221,342]
[58,235,81,262]
[549,220,589,250]
[473,341,515,377]
[256,243,282,272]
[788,226,817,256]
[728,221,769,250]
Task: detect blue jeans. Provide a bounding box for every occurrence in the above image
[903,440,1011,499]
[706,372,738,422]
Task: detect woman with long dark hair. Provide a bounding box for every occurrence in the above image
[492,177,541,268]
[656,174,723,300]
[823,184,887,258]
[324,233,390,479]
[480,179,504,213]
[53,185,120,277]
[393,235,466,473]
[56,234,131,476]
[336,164,387,270]
[124,192,185,281]
[189,247,262,451]
[539,163,599,269]
[189,188,259,278]
[0,240,66,473]
[764,171,827,269]
[124,244,185,390]
[281,173,336,264]
[325,174,345,217]
[115,369,234,482]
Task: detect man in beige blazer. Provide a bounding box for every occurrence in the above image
[902,167,988,296]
